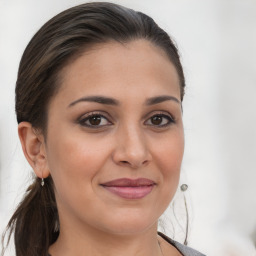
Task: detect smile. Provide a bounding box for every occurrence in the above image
[100,178,156,199]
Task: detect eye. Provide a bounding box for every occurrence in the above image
[145,113,174,127]
[79,113,112,128]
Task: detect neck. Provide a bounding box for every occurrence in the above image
[49,220,163,256]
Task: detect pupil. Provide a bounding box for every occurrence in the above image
[152,116,162,125]
[89,116,101,125]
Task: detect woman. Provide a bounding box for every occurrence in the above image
[2,2,205,256]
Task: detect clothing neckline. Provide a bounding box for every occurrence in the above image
[48,232,182,256]
[48,231,205,256]
[157,231,184,255]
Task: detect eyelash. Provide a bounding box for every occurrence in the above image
[144,113,175,127]
[78,111,175,129]
[78,112,112,129]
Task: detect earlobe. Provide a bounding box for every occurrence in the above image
[18,122,50,178]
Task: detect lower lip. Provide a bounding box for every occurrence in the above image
[102,185,155,199]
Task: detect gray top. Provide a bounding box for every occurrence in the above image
[158,232,206,256]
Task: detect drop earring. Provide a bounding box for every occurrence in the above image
[41,178,44,187]
[180,184,189,245]
[180,184,188,192]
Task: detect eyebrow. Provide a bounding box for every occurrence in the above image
[145,95,180,105]
[68,96,119,107]
[68,95,180,108]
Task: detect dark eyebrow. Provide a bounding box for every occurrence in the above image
[68,95,180,108]
[145,95,180,105]
[68,96,119,108]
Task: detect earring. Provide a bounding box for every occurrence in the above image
[41,178,44,187]
[180,183,189,245]
[180,184,188,192]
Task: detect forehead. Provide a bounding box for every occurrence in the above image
[54,40,181,105]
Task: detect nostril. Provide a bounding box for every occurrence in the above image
[119,159,149,169]
[121,161,129,165]
[142,160,148,165]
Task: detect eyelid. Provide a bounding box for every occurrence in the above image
[76,110,175,129]
[144,110,175,121]
[78,111,113,128]
[144,111,175,127]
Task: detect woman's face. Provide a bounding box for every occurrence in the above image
[44,40,184,234]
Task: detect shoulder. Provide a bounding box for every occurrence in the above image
[158,232,206,256]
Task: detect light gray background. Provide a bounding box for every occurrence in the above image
[0,0,256,255]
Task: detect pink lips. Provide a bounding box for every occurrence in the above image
[101,178,156,199]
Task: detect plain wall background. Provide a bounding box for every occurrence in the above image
[0,0,256,255]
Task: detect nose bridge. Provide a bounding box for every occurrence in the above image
[113,121,151,168]
[124,123,146,155]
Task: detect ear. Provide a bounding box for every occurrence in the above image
[18,122,50,179]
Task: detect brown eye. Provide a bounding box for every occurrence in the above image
[89,115,102,125]
[145,114,174,127]
[79,114,111,128]
[151,116,163,125]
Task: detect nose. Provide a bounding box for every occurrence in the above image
[112,125,152,169]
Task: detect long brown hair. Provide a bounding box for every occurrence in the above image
[1,2,185,256]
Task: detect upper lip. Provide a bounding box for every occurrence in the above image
[101,178,156,187]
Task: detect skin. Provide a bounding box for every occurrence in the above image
[18,40,184,256]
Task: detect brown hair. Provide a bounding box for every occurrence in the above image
[2,2,185,256]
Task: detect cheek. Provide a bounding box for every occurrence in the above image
[45,132,113,219]
[152,130,184,189]
[45,131,110,195]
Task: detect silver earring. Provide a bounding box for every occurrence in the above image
[180,183,189,245]
[180,184,188,192]
[41,178,44,187]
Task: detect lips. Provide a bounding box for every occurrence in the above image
[100,178,156,199]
